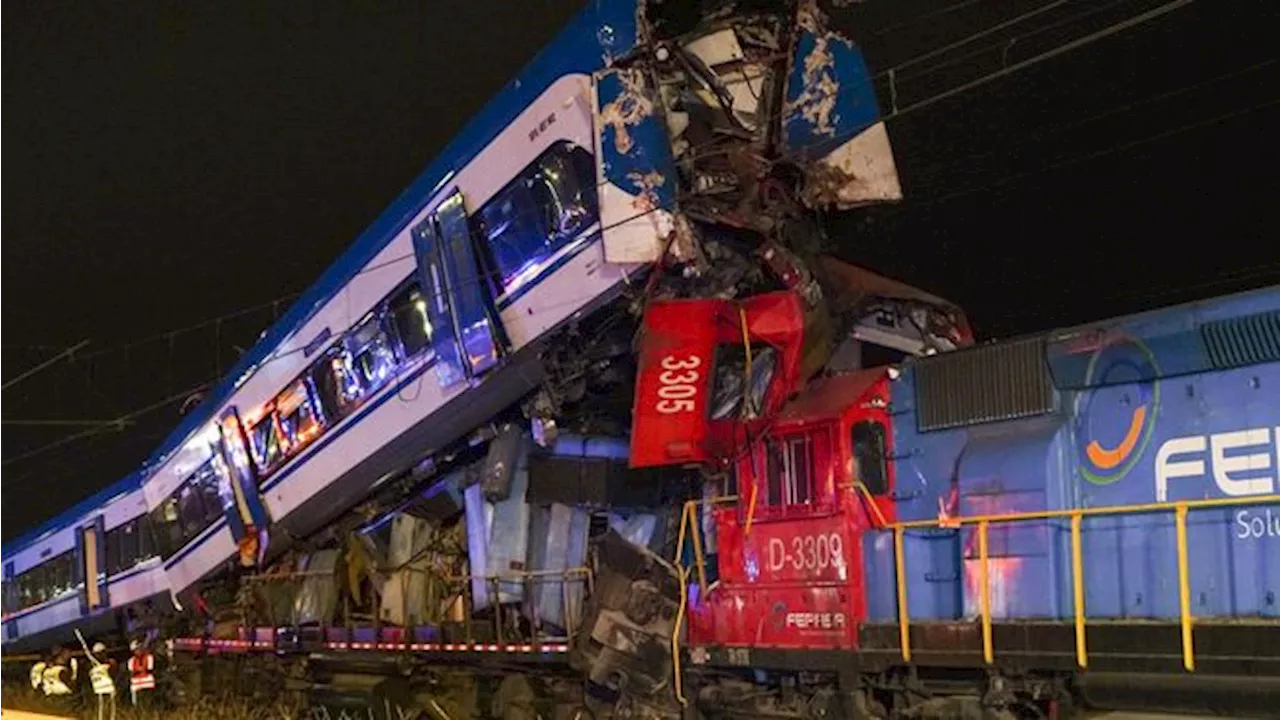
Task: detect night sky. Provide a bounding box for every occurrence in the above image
[4,0,1277,541]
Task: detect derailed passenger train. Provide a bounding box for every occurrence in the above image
[6,0,1279,717]
[4,0,908,691]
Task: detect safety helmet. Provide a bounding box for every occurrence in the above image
[92,642,106,653]
[129,639,139,652]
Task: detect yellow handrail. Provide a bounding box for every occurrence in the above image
[851,481,891,529]
[1071,513,1086,669]
[672,565,690,707]
[894,526,910,662]
[892,494,1280,529]
[669,487,1279,684]
[1175,503,1194,671]
[978,520,992,665]
[889,493,1280,670]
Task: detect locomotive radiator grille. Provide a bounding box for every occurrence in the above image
[914,337,1054,432]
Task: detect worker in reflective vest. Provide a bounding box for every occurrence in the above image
[127,640,155,706]
[86,641,118,720]
[41,646,77,697]
[30,655,46,691]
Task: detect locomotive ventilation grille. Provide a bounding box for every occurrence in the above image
[914,336,1054,432]
[1200,309,1280,370]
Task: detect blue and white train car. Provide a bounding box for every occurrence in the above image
[137,0,661,599]
[2,474,170,652]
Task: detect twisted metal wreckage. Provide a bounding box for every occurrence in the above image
[7,2,974,718]
[187,4,966,717]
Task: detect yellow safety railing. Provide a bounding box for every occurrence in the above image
[667,488,1280,704]
[890,494,1280,672]
[671,495,737,706]
[671,490,1280,680]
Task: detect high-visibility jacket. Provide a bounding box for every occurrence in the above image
[128,652,155,693]
[41,662,74,696]
[30,661,45,690]
[89,659,116,696]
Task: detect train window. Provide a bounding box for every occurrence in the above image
[24,567,42,606]
[388,283,432,359]
[178,484,205,539]
[710,343,777,421]
[787,437,813,504]
[764,436,812,506]
[3,581,16,614]
[43,561,57,601]
[476,142,598,294]
[851,421,888,495]
[32,564,49,603]
[528,145,596,239]
[347,313,397,395]
[246,411,286,474]
[765,441,784,506]
[167,459,226,547]
[151,497,183,558]
[30,567,48,607]
[309,350,346,423]
[47,553,73,598]
[22,570,38,607]
[276,379,323,451]
[114,520,140,573]
[105,524,125,575]
[137,513,156,561]
[196,462,225,527]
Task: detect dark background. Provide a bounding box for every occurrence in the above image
[4,0,1277,541]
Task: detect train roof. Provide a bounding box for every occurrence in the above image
[911,279,1280,376]
[1046,282,1280,340]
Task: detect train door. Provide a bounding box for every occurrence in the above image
[77,516,109,614]
[411,191,505,387]
[217,408,272,558]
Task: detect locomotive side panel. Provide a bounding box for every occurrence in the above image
[1055,293,1280,620]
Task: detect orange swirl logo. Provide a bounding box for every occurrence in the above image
[1075,335,1161,485]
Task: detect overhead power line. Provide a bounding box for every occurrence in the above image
[873,0,985,37]
[887,0,1073,77]
[2,340,90,391]
[2,419,135,428]
[687,0,1197,166]
[911,97,1278,208]
[890,0,1140,85]
[905,58,1277,192]
[884,0,1197,123]
[1,383,210,469]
